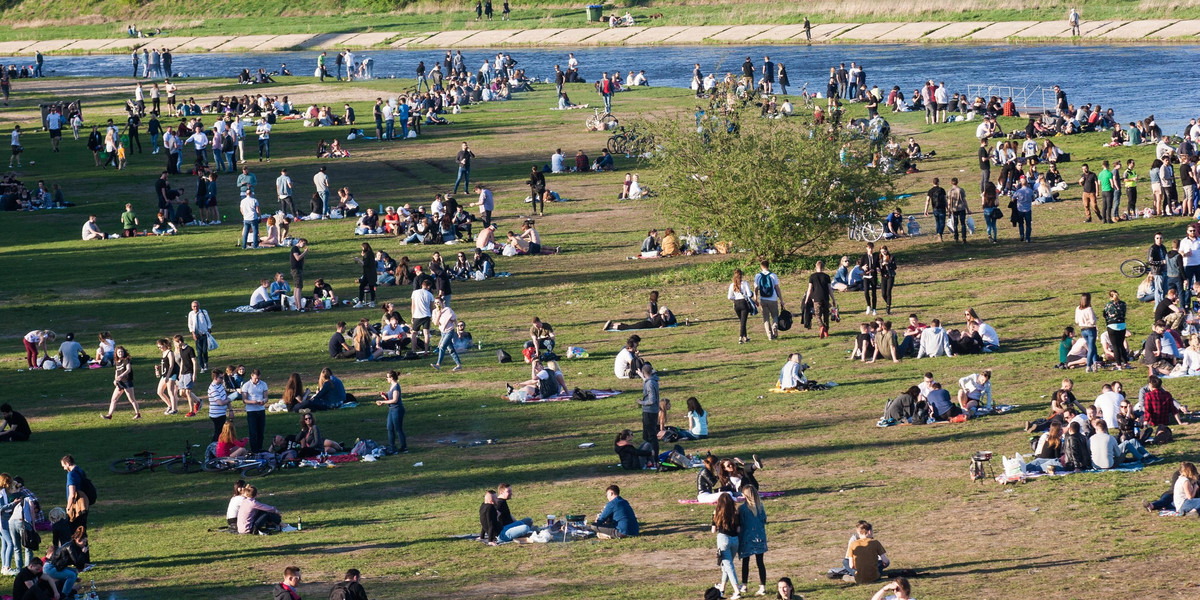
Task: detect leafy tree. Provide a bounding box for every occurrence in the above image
[643,99,897,261]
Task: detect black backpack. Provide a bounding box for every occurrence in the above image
[496,349,512,364]
[80,473,98,505]
[777,310,793,331]
[329,582,356,600]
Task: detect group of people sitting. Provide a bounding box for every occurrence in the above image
[547,148,615,173]
[877,370,994,426]
[478,483,639,544]
[848,311,1000,363]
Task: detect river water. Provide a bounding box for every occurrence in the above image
[4,44,1197,132]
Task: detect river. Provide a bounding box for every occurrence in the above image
[4,43,1196,133]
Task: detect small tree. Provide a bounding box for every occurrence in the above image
[644,100,897,261]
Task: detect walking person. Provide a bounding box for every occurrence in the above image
[879,246,897,315]
[948,177,969,243]
[727,269,755,344]
[981,180,1000,242]
[802,260,837,338]
[430,299,463,371]
[102,346,141,420]
[187,300,212,372]
[1075,293,1100,373]
[923,177,947,242]
[753,260,784,340]
[376,370,407,453]
[453,142,475,194]
[803,17,811,42]
[355,242,377,309]
[8,125,21,169]
[737,486,769,598]
[862,242,879,316]
[1103,290,1131,370]
[712,494,743,599]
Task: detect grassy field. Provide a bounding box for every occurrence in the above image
[3,0,1200,43]
[1,74,1199,600]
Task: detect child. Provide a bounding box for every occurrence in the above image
[117,142,128,170]
[1057,326,1075,369]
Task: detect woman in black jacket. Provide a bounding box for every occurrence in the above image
[614,429,654,471]
[45,526,87,597]
[355,242,377,308]
[527,167,546,216]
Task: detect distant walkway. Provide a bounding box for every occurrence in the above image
[3,19,1200,56]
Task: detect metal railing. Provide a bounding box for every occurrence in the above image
[965,84,1055,112]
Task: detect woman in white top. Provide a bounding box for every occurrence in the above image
[1173,462,1200,514]
[1178,335,1200,376]
[94,331,115,366]
[727,269,755,344]
[686,397,708,439]
[22,329,55,369]
[1074,293,1099,372]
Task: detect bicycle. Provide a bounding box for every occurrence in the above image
[1120,258,1150,278]
[848,218,885,242]
[585,108,618,132]
[607,126,654,156]
[203,453,269,474]
[110,441,201,475]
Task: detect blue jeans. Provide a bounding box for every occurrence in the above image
[1155,273,1168,304]
[602,93,612,114]
[1017,210,1032,241]
[436,330,461,367]
[403,232,424,244]
[241,220,259,248]
[214,148,227,171]
[453,167,470,194]
[45,563,77,596]
[717,533,740,589]
[318,190,330,216]
[258,139,270,159]
[416,75,428,91]
[385,120,394,140]
[225,151,236,172]
[499,518,533,542]
[1184,265,1200,307]
[0,519,12,571]
[933,211,946,235]
[1119,439,1150,462]
[400,121,409,140]
[1080,327,1098,368]
[983,207,998,240]
[1179,497,1200,513]
[387,405,406,450]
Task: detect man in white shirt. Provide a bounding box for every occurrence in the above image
[916,372,938,400]
[46,110,63,152]
[185,126,209,165]
[240,369,269,452]
[275,168,294,217]
[1179,223,1200,306]
[230,117,246,164]
[614,335,640,379]
[256,119,271,162]
[976,319,1000,351]
[81,215,106,240]
[187,300,213,372]
[410,279,435,353]
[239,192,260,249]
[313,166,331,218]
[956,371,992,416]
[550,149,565,174]
[430,299,462,371]
[249,279,273,309]
[1093,384,1123,430]
[916,319,954,358]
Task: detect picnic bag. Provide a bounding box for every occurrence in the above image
[777,309,793,331]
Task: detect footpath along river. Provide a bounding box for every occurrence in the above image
[5,43,1199,132]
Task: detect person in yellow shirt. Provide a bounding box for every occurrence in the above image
[660,227,680,256]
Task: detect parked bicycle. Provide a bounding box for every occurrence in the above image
[1120,258,1149,278]
[585,108,618,132]
[110,441,201,475]
[607,125,655,156]
[848,217,885,242]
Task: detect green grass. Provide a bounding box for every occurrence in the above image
[2,0,1200,43]
[1,75,1199,600]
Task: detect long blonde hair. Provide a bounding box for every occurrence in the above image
[742,485,765,519]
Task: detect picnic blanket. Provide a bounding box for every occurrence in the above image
[995,462,1145,484]
[508,389,621,403]
[770,381,837,393]
[224,305,266,313]
[604,323,679,332]
[884,404,1018,427]
[678,491,786,505]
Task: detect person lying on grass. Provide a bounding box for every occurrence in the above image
[504,359,567,401]
[615,429,655,471]
[604,306,676,331]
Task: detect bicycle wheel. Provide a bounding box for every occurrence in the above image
[584,116,598,131]
[202,458,231,473]
[241,463,275,478]
[1120,259,1149,278]
[607,136,622,155]
[109,458,148,474]
[599,114,618,130]
[863,221,885,242]
[166,457,201,475]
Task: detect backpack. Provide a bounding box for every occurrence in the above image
[571,388,596,401]
[1151,425,1173,445]
[497,349,512,364]
[755,272,775,299]
[329,581,356,600]
[776,309,793,331]
[80,473,98,505]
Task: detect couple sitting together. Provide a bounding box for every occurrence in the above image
[877,371,993,426]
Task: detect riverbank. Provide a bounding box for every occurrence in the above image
[8,18,1200,57]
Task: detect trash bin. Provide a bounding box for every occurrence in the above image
[586,4,603,22]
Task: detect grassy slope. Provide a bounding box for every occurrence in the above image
[0,76,1198,600]
[3,0,1200,42]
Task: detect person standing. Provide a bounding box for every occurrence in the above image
[317,51,327,82]
[923,177,947,242]
[471,183,493,227]
[162,48,172,77]
[981,180,999,242]
[862,242,879,316]
[236,166,256,198]
[410,278,435,352]
[777,62,789,95]
[290,238,308,309]
[60,455,89,534]
[599,72,613,114]
[313,165,331,217]
[1097,160,1117,224]
[753,260,783,340]
[1181,224,1200,307]
[205,370,229,442]
[636,364,660,465]
[977,138,991,194]
[376,370,406,453]
[131,49,139,78]
[737,487,769,598]
[255,118,271,162]
[502,0,510,20]
[761,56,775,94]
[803,260,837,338]
[275,168,294,217]
[453,142,475,194]
[103,346,140,420]
[727,268,754,344]
[948,178,969,243]
[187,300,212,372]
[879,247,897,315]
[1124,159,1139,216]
[712,494,743,599]
[1075,293,1100,373]
[174,335,200,417]
[430,299,463,371]
[1102,290,1131,370]
[355,242,377,308]
[382,101,394,140]
[1069,7,1080,36]
[45,108,62,153]
[9,125,21,169]
[1149,232,1168,303]
[416,62,428,92]
[240,369,268,453]
[239,191,260,249]
[33,51,43,78]
[1012,176,1035,242]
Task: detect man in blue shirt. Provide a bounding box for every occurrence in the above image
[591,485,638,538]
[61,454,90,533]
[1011,175,1035,242]
[269,273,293,310]
[925,381,959,421]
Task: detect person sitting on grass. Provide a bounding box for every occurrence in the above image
[615,429,655,471]
[151,212,177,235]
[215,420,249,459]
[916,319,954,358]
[505,359,568,401]
[956,370,993,417]
[503,230,530,255]
[1090,420,1159,469]
[12,557,60,600]
[879,386,923,427]
[589,484,639,538]
[614,335,643,380]
[45,526,88,598]
[925,381,959,422]
[840,521,890,584]
[851,322,876,362]
[225,480,247,531]
[778,353,807,390]
[296,413,343,456]
[296,367,347,411]
[0,403,31,442]
[478,489,504,545]
[236,484,281,535]
[1143,320,1176,376]
[871,577,914,600]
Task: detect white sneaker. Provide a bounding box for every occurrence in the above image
[730,592,741,600]
[865,309,872,315]
[352,301,365,308]
[756,585,767,596]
